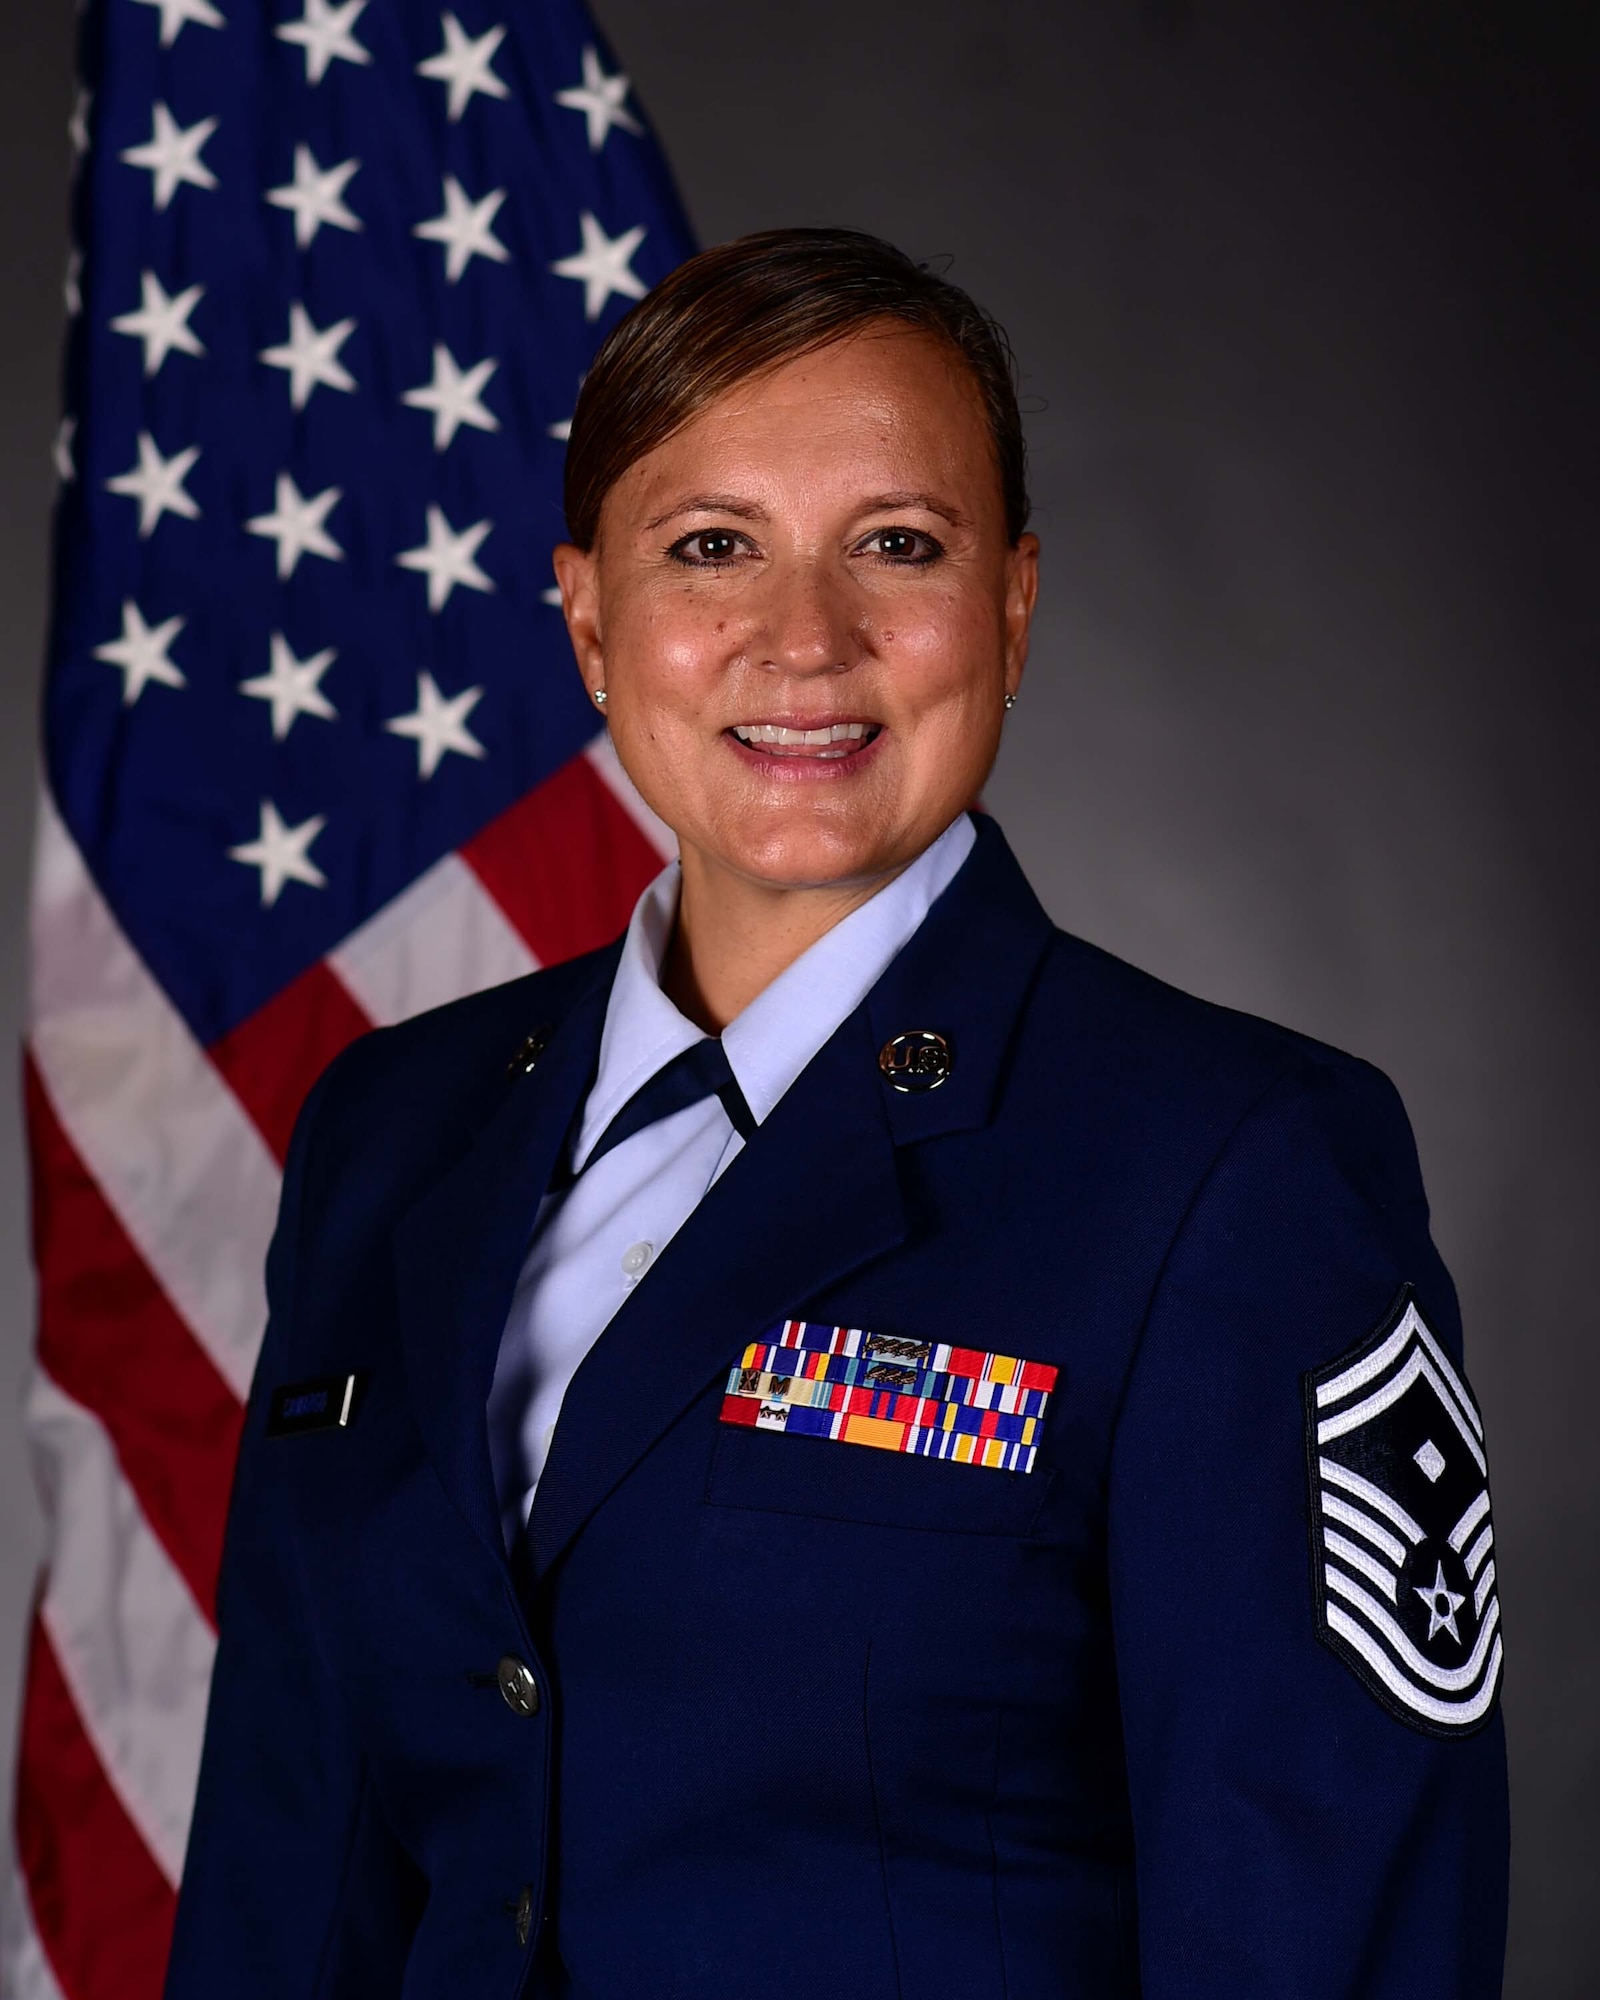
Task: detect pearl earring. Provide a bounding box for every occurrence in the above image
[593,688,607,708]
[1003,691,1017,711]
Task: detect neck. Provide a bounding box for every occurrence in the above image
[661,847,912,1034]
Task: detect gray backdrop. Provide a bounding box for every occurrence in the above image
[1,1,1593,1993]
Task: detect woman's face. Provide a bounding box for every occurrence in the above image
[553,326,1038,897]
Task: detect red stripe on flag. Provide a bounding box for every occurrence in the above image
[26,1059,242,1623]
[462,752,663,966]
[15,1619,177,2000]
[209,959,372,1164]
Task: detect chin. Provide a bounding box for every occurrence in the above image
[711,804,922,894]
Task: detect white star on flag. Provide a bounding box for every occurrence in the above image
[110,269,206,376]
[228,801,328,907]
[63,247,82,318]
[551,210,647,321]
[402,344,500,450]
[275,0,372,85]
[54,417,76,484]
[555,45,643,151]
[240,633,338,741]
[132,0,223,47]
[68,86,91,160]
[265,144,362,249]
[119,101,219,212]
[93,600,187,705]
[260,303,358,410]
[395,505,494,610]
[384,671,487,778]
[412,175,510,283]
[246,472,344,579]
[416,13,510,122]
[105,431,202,538]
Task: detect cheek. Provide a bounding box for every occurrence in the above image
[885,568,999,645]
[610,589,725,703]
[881,587,1004,696]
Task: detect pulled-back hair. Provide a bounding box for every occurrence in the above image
[562,227,1030,550]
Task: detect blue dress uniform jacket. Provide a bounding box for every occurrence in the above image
[164,815,1510,2000]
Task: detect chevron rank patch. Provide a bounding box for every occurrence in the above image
[719,1320,1058,1473]
[1306,1286,1503,1737]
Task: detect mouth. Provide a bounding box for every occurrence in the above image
[726,719,883,762]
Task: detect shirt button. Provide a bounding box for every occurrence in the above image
[496,1655,540,1717]
[620,1241,653,1278]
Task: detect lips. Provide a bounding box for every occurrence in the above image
[728,720,881,760]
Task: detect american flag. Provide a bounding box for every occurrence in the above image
[5,3,691,1992]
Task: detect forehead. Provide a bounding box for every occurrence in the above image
[615,327,997,512]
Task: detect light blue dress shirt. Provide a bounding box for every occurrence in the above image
[485,811,976,1548]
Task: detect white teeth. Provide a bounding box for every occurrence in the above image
[732,721,871,747]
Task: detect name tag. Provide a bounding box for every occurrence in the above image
[265,1372,362,1438]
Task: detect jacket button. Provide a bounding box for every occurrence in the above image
[511,1883,533,1947]
[496,1654,540,1716]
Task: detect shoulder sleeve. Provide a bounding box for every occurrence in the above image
[164,1052,420,2000]
[1107,1054,1509,2000]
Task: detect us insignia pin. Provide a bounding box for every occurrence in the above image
[1305,1286,1502,1736]
[878,1030,952,1093]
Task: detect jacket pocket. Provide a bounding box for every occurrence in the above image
[704,1415,1053,1536]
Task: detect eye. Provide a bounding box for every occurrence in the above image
[859,526,944,565]
[667,528,751,566]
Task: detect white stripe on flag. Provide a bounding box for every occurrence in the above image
[584,731,676,859]
[330,849,537,1026]
[27,1369,214,1887]
[28,789,281,1400]
[0,1858,70,2000]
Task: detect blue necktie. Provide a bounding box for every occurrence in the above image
[575,1038,756,1179]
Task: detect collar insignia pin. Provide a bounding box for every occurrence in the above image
[878,1029,953,1093]
[507,1025,553,1081]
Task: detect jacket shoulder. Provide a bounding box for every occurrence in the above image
[1031,925,1411,1137]
[1017,930,1432,1307]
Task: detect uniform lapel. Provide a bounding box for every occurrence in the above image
[392,951,617,1564]
[525,816,1056,1583]
[525,1005,909,1582]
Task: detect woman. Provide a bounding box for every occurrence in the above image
[167,230,1509,1999]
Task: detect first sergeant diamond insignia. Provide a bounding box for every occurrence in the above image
[1305,1285,1503,1738]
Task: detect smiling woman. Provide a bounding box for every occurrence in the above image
[552,229,1038,1026]
[166,230,1510,2000]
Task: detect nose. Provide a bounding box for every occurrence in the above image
[751,560,860,676]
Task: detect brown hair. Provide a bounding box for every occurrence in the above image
[562,227,1030,550]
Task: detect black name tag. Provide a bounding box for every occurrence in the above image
[265,1372,363,1438]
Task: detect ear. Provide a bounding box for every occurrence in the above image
[552,542,604,702]
[1002,533,1040,698]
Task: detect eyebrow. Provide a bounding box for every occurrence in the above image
[859,491,970,528]
[642,493,768,532]
[640,489,970,533]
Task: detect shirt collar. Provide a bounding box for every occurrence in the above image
[722,813,975,1124]
[577,813,977,1164]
